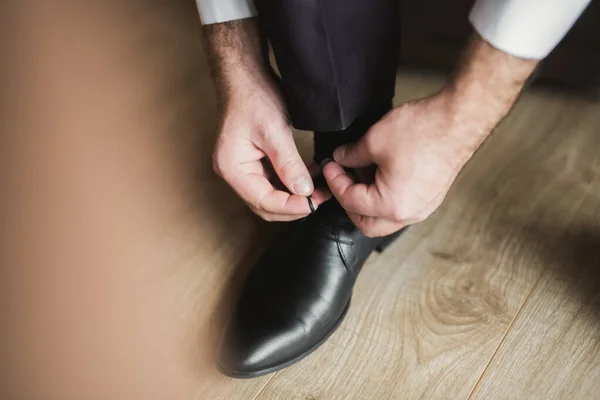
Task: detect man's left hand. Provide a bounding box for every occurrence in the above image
[322,91,486,237]
[322,34,539,237]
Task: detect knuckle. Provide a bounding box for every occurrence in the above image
[212,151,228,178]
[250,205,272,221]
[252,201,263,213]
[260,213,275,222]
[278,158,302,179]
[353,218,376,238]
[391,203,409,222]
[337,197,352,212]
[263,118,290,137]
[212,158,223,178]
[361,226,378,238]
[416,211,428,222]
[363,134,377,155]
[253,192,267,213]
[416,208,433,222]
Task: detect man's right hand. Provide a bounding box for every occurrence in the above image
[203,19,331,221]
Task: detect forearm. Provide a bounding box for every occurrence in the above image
[442,33,539,144]
[202,19,267,107]
[447,0,590,142]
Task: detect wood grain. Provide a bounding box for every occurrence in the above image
[469,105,600,399]
[470,265,600,400]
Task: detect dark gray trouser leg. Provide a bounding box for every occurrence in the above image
[254,0,400,131]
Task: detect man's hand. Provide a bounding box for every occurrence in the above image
[204,19,331,221]
[323,34,538,237]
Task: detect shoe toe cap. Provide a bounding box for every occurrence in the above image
[218,311,308,378]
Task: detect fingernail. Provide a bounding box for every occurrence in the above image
[320,158,333,169]
[293,176,312,195]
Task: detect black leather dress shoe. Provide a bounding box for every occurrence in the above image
[218,199,405,378]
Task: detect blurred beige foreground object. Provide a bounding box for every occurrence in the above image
[2,1,600,400]
[0,1,272,398]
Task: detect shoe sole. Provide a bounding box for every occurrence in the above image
[217,298,352,379]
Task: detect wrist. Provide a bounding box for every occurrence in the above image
[440,33,538,142]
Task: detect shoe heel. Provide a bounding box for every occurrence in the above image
[375,227,407,253]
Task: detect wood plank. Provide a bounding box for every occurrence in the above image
[469,104,600,399]
[255,79,600,398]
[470,268,600,399]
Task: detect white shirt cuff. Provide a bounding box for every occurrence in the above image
[469,0,591,60]
[196,0,258,25]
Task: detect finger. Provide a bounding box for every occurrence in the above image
[247,205,308,222]
[311,186,333,205]
[241,170,332,213]
[262,131,314,196]
[257,189,316,215]
[333,137,374,168]
[248,189,332,221]
[259,185,332,214]
[224,162,309,214]
[246,184,331,222]
[347,212,406,238]
[227,153,333,215]
[322,161,387,217]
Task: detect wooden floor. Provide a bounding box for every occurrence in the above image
[2,1,600,399]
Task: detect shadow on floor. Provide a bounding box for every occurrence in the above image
[506,221,600,322]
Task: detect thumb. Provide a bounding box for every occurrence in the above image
[263,132,314,196]
[333,138,373,168]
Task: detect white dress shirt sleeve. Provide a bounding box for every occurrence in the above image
[196,0,257,25]
[470,0,591,60]
[195,0,591,58]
